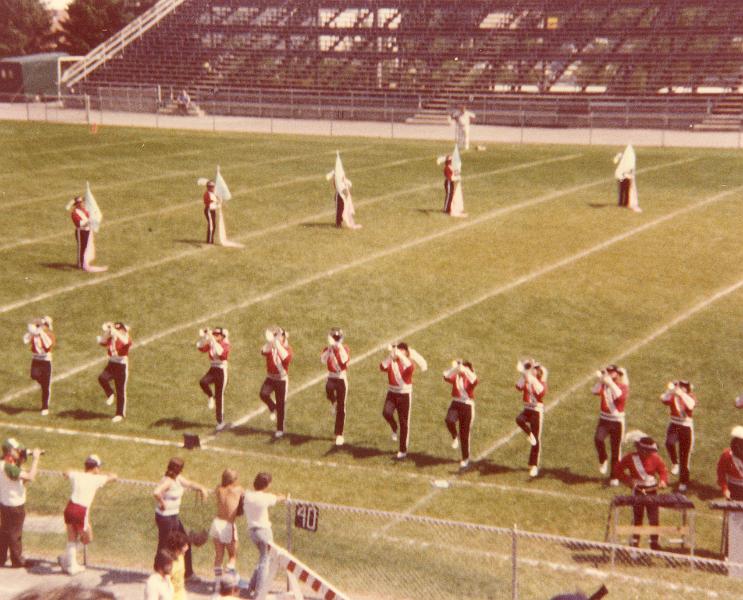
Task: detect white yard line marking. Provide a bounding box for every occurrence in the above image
[0,154,582,314]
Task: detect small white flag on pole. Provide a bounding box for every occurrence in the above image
[84,181,103,233]
[215,165,232,202]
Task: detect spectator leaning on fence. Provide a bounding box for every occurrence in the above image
[243,472,286,599]
[59,454,117,575]
[210,469,244,591]
[0,438,41,569]
[153,458,209,581]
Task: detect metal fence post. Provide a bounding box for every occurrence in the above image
[285,497,293,554]
[511,524,518,600]
[85,94,90,125]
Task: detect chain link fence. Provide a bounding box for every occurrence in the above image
[3,88,743,148]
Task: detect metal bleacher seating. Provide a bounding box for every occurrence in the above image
[64,0,743,129]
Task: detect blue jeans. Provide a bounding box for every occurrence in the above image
[155,513,193,578]
[247,527,273,595]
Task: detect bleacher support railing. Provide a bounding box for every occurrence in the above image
[60,0,187,89]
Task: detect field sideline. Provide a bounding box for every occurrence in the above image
[2,120,743,598]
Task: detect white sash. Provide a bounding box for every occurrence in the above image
[632,454,657,486]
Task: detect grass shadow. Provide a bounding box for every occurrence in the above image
[540,467,600,486]
[471,460,522,477]
[416,208,445,215]
[0,405,39,416]
[97,567,149,586]
[151,417,206,431]
[587,202,613,209]
[57,409,111,421]
[174,238,205,247]
[40,262,79,271]
[300,222,338,229]
[323,443,391,461]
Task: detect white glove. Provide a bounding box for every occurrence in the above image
[516,360,525,373]
[594,370,603,379]
[666,381,676,391]
[264,329,274,343]
[22,333,32,344]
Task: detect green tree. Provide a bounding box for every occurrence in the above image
[58,0,156,55]
[0,0,55,57]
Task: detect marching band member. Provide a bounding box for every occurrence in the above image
[23,316,55,415]
[592,364,629,486]
[58,454,116,575]
[380,342,427,459]
[203,180,220,244]
[321,328,350,446]
[443,359,478,469]
[717,426,743,501]
[96,322,131,423]
[660,380,696,492]
[198,327,231,431]
[613,434,668,550]
[515,359,548,477]
[68,196,90,269]
[259,327,293,438]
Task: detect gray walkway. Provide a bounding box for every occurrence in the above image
[2,101,743,149]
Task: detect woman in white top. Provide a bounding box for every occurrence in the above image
[153,458,208,580]
[145,550,175,600]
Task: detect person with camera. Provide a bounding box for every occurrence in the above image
[717,426,743,501]
[97,321,132,423]
[0,438,41,568]
[153,458,209,582]
[660,380,697,493]
[197,327,231,431]
[59,454,117,575]
[321,328,350,446]
[613,433,668,550]
[592,364,629,486]
[380,342,427,459]
[515,359,548,478]
[443,359,478,469]
[259,327,293,439]
[23,316,55,416]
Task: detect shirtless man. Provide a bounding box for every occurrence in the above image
[209,469,244,589]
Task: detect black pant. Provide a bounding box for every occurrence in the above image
[595,418,624,475]
[515,408,542,467]
[0,504,25,567]
[383,391,411,453]
[443,180,454,213]
[631,488,660,547]
[665,423,693,486]
[260,378,287,432]
[155,513,193,578]
[618,178,630,207]
[98,361,128,417]
[204,207,216,243]
[30,359,51,410]
[200,366,227,425]
[335,193,344,228]
[445,401,473,461]
[75,229,90,268]
[326,378,347,436]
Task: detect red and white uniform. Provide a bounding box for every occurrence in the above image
[444,367,477,405]
[516,374,547,412]
[614,451,668,490]
[321,343,350,380]
[100,329,131,364]
[27,329,55,361]
[661,388,696,427]
[71,206,90,230]
[262,340,293,380]
[203,190,219,210]
[199,337,230,368]
[379,355,414,393]
[717,449,743,499]
[592,380,628,422]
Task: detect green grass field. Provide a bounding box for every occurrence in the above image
[2,120,743,599]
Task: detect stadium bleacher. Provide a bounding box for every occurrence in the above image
[63,0,743,129]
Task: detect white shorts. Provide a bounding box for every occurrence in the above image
[209,517,237,545]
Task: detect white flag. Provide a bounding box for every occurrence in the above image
[614,144,635,180]
[85,181,103,233]
[215,165,232,202]
[332,152,352,201]
[451,145,462,173]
